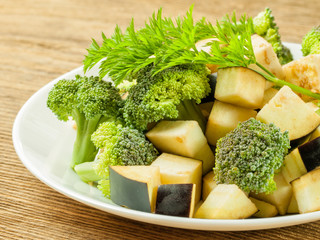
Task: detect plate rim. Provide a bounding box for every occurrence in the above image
[12,43,320,231]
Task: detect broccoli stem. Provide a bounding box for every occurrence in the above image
[251,62,320,100]
[74,161,102,183]
[71,109,106,169]
[176,99,207,132]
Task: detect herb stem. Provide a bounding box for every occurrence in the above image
[255,62,276,78]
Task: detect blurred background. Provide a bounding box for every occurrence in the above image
[1,0,320,239]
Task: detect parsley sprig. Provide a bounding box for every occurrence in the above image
[83,6,320,100]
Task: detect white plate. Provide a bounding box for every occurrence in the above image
[12,43,320,231]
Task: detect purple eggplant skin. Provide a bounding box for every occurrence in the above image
[155,184,194,217]
[298,136,320,172]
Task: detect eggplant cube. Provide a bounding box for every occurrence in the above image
[249,197,278,218]
[249,34,285,89]
[155,184,196,217]
[205,100,257,146]
[256,86,320,140]
[146,120,214,174]
[281,148,307,183]
[194,184,257,219]
[287,195,299,214]
[283,54,320,101]
[214,67,266,109]
[251,172,292,215]
[109,166,161,213]
[202,171,217,201]
[291,168,320,213]
[298,137,320,172]
[151,153,202,204]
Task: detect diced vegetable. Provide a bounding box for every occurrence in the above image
[250,197,278,218]
[214,67,266,108]
[150,153,202,204]
[256,85,320,140]
[287,195,299,214]
[291,168,320,213]
[194,184,258,219]
[260,87,279,108]
[281,148,307,184]
[155,184,196,217]
[202,171,217,201]
[298,137,320,172]
[251,172,292,215]
[109,165,161,213]
[205,100,257,146]
[146,120,214,174]
[283,54,320,101]
[249,34,285,89]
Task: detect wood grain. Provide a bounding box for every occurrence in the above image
[1,0,320,239]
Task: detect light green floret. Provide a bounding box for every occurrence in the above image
[123,64,211,132]
[301,26,320,56]
[253,8,293,65]
[214,118,290,194]
[91,121,159,197]
[47,75,124,169]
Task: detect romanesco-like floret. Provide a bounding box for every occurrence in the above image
[123,64,211,131]
[301,26,320,56]
[47,75,124,168]
[253,8,293,65]
[91,121,159,197]
[214,118,290,194]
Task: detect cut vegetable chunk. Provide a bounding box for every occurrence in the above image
[249,197,278,218]
[151,153,202,204]
[281,148,307,184]
[146,120,214,174]
[251,172,292,215]
[256,86,320,140]
[298,137,320,172]
[287,195,299,214]
[202,171,217,201]
[291,168,320,214]
[283,54,320,101]
[214,67,266,108]
[109,165,160,213]
[249,34,285,89]
[155,184,196,217]
[205,100,257,146]
[260,88,279,108]
[310,125,320,141]
[194,184,257,219]
[199,102,214,119]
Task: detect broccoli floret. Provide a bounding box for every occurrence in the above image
[116,79,137,98]
[47,75,124,168]
[301,26,320,56]
[123,64,211,132]
[214,118,290,194]
[253,8,293,65]
[91,121,159,197]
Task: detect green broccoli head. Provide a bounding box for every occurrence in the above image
[47,75,124,168]
[253,8,293,65]
[214,118,290,194]
[91,121,159,197]
[301,26,320,56]
[91,121,159,178]
[123,64,211,131]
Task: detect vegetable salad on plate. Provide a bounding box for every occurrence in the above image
[47,6,320,219]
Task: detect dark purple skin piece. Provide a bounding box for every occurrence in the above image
[155,184,194,217]
[109,167,151,213]
[298,136,320,172]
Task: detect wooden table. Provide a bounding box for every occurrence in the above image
[1,0,320,239]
